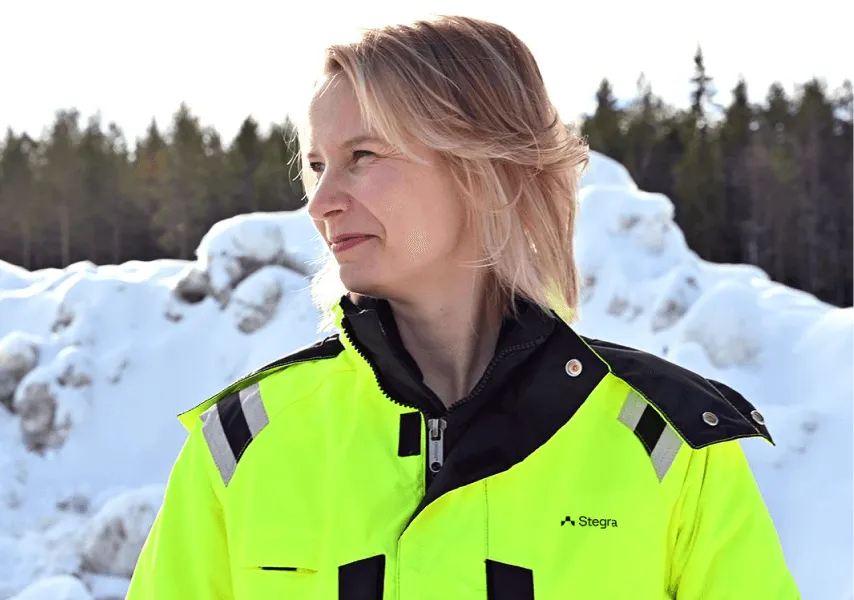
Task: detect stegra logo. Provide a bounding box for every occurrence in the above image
[560,515,619,529]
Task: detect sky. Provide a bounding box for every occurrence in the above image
[0,0,850,145]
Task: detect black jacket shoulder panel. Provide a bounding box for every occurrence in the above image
[244,334,344,379]
[177,334,344,426]
[584,337,773,449]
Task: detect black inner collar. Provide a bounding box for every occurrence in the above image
[340,294,557,416]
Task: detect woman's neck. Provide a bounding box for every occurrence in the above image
[387,275,503,408]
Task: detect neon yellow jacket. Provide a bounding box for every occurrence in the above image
[128,296,800,599]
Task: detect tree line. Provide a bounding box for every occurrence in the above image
[0,106,304,268]
[583,49,852,307]
[0,48,851,306]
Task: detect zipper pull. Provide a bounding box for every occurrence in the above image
[427,417,447,474]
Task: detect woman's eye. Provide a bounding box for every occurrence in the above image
[307,151,373,174]
[353,150,375,161]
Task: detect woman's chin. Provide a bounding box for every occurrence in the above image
[338,267,386,299]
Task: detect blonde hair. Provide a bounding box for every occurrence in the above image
[300,15,588,329]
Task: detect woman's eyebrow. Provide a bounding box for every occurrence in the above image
[305,134,386,159]
[342,134,385,148]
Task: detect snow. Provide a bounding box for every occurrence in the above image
[7,576,93,600]
[0,151,851,599]
[194,211,326,303]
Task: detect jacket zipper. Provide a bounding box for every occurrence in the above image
[426,417,447,475]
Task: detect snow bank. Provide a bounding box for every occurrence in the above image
[0,516,87,599]
[0,151,850,600]
[79,487,163,580]
[0,262,62,297]
[189,208,326,304]
[0,212,321,598]
[8,576,92,600]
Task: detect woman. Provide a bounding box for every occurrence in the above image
[128,15,799,600]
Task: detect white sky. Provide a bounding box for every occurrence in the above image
[0,0,849,145]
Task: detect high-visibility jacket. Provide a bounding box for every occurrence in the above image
[127,295,800,599]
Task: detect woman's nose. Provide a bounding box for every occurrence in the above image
[306,175,350,220]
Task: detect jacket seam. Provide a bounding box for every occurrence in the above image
[263,365,358,429]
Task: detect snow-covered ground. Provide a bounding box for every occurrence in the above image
[0,152,851,600]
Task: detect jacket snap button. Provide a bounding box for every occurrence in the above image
[751,410,765,425]
[702,412,719,426]
[565,359,583,377]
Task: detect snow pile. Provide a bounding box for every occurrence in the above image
[6,576,92,600]
[176,211,327,306]
[0,210,323,599]
[1,152,851,600]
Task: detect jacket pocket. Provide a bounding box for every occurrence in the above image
[237,564,321,599]
[254,565,318,574]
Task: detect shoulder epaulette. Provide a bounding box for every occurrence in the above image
[177,334,344,471]
[584,337,773,450]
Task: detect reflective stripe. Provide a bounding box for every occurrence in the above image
[650,424,682,481]
[201,404,238,486]
[200,383,271,486]
[239,383,269,438]
[617,390,647,431]
[618,389,684,481]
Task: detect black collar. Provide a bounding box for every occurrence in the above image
[339,294,558,417]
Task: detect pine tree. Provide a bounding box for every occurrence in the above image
[832,80,853,305]
[226,117,264,216]
[78,114,113,263]
[257,119,304,211]
[204,127,232,225]
[105,123,135,264]
[719,77,754,263]
[623,74,674,193]
[0,131,40,268]
[131,120,168,259]
[791,79,839,300]
[672,47,726,262]
[39,110,84,266]
[582,79,625,162]
[746,83,799,284]
[689,47,715,126]
[151,105,210,259]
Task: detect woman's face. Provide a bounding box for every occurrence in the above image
[303,75,476,302]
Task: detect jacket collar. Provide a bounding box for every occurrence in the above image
[335,293,558,417]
